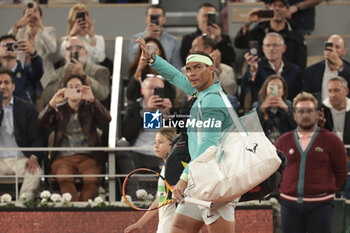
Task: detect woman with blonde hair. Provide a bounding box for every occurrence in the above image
[59,4,105,65]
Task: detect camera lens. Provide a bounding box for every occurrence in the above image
[76,90,81,93]
[27,2,33,8]
[12,43,18,51]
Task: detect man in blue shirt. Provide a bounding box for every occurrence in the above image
[0,34,43,104]
[128,4,183,69]
[0,68,43,201]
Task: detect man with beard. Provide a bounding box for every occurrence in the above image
[10,2,56,89]
[42,36,110,107]
[275,91,348,233]
[0,34,43,104]
[304,34,350,101]
[235,0,306,69]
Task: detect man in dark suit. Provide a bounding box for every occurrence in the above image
[0,68,44,201]
[304,34,350,102]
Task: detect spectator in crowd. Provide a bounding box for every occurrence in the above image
[181,2,235,67]
[304,34,350,101]
[10,2,56,89]
[126,37,175,103]
[241,32,302,109]
[42,36,110,107]
[128,4,182,69]
[38,74,111,202]
[59,4,111,72]
[0,68,44,201]
[275,92,348,233]
[253,74,296,144]
[0,34,43,104]
[234,0,307,69]
[319,76,350,199]
[285,0,324,35]
[119,76,172,173]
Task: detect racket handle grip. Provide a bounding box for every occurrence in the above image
[183,197,213,209]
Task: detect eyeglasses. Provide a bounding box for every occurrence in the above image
[263,44,283,48]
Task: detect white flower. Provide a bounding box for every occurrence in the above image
[50,193,62,202]
[40,190,51,199]
[94,196,103,204]
[1,194,12,203]
[62,193,72,203]
[147,194,154,201]
[40,199,48,204]
[136,189,148,199]
[88,199,95,206]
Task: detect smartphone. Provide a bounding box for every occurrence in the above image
[70,50,79,63]
[207,13,216,26]
[269,85,279,97]
[150,14,159,25]
[76,12,86,21]
[257,10,274,18]
[5,42,20,52]
[146,44,156,54]
[154,87,164,98]
[248,40,259,56]
[64,88,82,99]
[325,42,333,51]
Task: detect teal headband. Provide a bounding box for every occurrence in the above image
[186,54,213,66]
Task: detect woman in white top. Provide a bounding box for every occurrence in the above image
[60,3,105,65]
[10,2,56,89]
[125,127,177,233]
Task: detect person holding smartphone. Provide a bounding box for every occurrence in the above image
[59,4,106,66]
[42,36,110,108]
[129,4,183,70]
[253,74,296,144]
[241,32,302,111]
[9,2,56,90]
[38,74,111,202]
[304,34,350,102]
[234,0,306,69]
[181,3,235,67]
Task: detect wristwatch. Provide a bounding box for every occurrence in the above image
[148,52,156,64]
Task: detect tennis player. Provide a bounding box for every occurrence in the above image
[124,127,177,233]
[137,38,239,233]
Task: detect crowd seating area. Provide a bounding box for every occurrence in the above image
[0,1,350,203]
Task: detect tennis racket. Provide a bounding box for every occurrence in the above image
[122,168,213,211]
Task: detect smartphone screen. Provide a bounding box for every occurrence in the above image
[150,15,159,25]
[257,10,274,18]
[248,41,259,56]
[325,42,333,51]
[269,85,279,97]
[70,51,79,63]
[154,87,164,98]
[207,13,216,26]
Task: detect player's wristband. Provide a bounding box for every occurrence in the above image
[180,173,188,182]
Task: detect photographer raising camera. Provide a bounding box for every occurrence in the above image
[38,74,111,202]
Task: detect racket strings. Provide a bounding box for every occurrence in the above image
[123,171,163,210]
